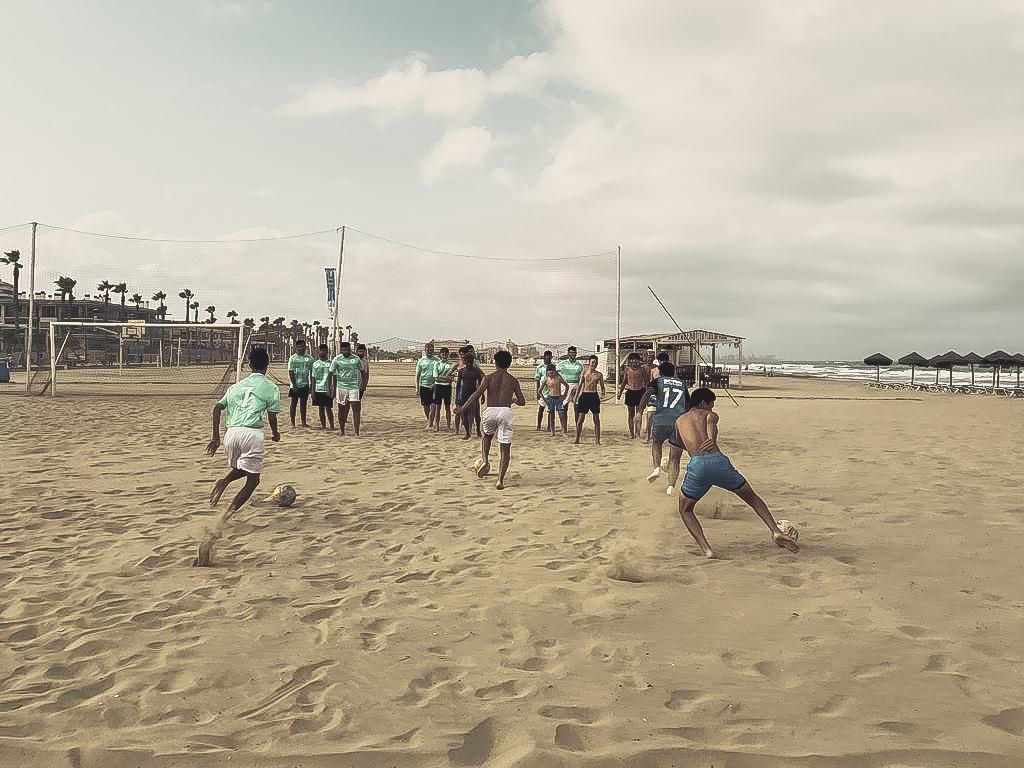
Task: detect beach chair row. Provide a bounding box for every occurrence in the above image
[866,381,1024,397]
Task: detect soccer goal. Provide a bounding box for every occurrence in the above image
[38,322,248,397]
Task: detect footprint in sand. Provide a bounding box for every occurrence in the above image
[474,679,536,701]
[359,618,397,651]
[539,705,600,724]
[983,707,1024,736]
[665,689,705,711]
[812,695,849,717]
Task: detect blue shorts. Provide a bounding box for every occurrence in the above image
[681,452,747,500]
[652,422,678,445]
[546,395,565,413]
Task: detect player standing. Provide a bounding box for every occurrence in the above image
[331,341,363,436]
[287,338,314,428]
[430,347,455,432]
[573,355,606,445]
[617,352,647,438]
[311,343,335,430]
[557,346,584,423]
[415,342,440,427]
[534,350,554,430]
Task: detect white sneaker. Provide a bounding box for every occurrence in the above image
[665,485,674,495]
[646,467,661,482]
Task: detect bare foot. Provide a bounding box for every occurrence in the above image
[209,478,230,507]
[476,461,491,478]
[773,532,799,553]
[573,439,580,444]
[462,434,471,440]
[194,540,214,567]
[703,548,717,559]
[495,480,505,490]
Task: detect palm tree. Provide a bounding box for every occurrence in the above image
[272,317,286,352]
[189,301,200,322]
[227,310,239,324]
[205,305,217,323]
[243,317,255,329]
[152,291,167,320]
[178,289,193,322]
[351,331,359,345]
[1,250,22,328]
[97,280,114,319]
[130,292,144,310]
[259,316,271,344]
[345,323,352,341]
[313,320,321,345]
[112,282,128,318]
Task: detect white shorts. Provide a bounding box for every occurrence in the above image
[565,383,579,402]
[481,407,515,444]
[224,426,265,474]
[336,387,361,405]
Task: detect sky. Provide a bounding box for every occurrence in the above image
[1,0,1023,358]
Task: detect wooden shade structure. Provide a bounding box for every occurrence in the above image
[863,353,893,383]
[928,351,964,386]
[1014,353,1024,388]
[897,352,929,386]
[961,352,984,386]
[983,350,1015,387]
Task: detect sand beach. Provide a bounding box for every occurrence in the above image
[1,373,1022,767]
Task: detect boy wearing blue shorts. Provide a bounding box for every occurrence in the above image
[673,387,799,559]
[643,360,689,495]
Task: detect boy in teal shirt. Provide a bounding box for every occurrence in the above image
[197,347,281,566]
[311,343,335,430]
[556,346,584,420]
[534,350,553,430]
[287,338,314,427]
[331,340,364,436]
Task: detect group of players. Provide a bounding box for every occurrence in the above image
[199,340,799,566]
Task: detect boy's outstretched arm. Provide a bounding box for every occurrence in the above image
[207,403,225,454]
[268,413,281,442]
[513,378,526,407]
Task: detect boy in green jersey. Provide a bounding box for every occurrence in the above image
[534,349,553,430]
[430,347,455,432]
[331,340,363,436]
[287,338,314,427]
[556,346,584,421]
[311,343,335,430]
[197,347,281,566]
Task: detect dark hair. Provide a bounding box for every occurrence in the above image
[627,352,641,362]
[439,347,449,355]
[458,345,470,354]
[658,361,675,376]
[588,354,598,362]
[494,350,512,369]
[463,352,475,364]
[690,387,716,407]
[249,347,269,370]
[547,363,557,372]
[567,346,577,352]
[318,344,329,352]
[656,351,670,362]
[543,350,553,357]
[340,340,351,350]
[356,343,366,351]
[296,338,306,345]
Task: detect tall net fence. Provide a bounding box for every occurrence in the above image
[0,222,618,396]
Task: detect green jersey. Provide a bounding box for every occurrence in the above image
[331,354,362,389]
[557,359,584,383]
[535,361,552,382]
[288,353,314,388]
[434,360,455,382]
[219,373,281,429]
[417,355,440,387]
[652,376,689,427]
[311,358,333,393]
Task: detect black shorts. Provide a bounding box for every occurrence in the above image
[576,392,601,415]
[624,389,646,407]
[289,386,310,399]
[419,386,434,407]
[312,391,333,408]
[432,383,452,405]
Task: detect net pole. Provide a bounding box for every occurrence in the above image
[48,319,56,397]
[118,330,124,376]
[615,244,621,397]
[236,323,244,381]
[24,222,37,392]
[333,226,345,356]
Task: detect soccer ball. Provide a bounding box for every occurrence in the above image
[775,519,799,542]
[267,483,297,507]
[473,457,490,478]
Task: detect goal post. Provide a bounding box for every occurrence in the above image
[43,321,247,397]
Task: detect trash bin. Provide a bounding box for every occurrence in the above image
[0,358,10,384]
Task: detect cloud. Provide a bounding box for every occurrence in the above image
[199,1,270,21]
[280,52,554,120]
[419,127,494,184]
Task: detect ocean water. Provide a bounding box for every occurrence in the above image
[720,361,1023,388]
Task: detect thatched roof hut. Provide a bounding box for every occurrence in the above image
[863,353,892,383]
[897,352,928,386]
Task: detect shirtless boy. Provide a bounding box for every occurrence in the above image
[573,354,606,445]
[673,387,799,558]
[456,349,526,490]
[542,364,568,436]
[454,352,485,440]
[618,352,647,438]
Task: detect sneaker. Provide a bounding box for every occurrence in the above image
[646,467,661,482]
[665,485,674,496]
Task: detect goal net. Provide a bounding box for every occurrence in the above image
[36,322,247,397]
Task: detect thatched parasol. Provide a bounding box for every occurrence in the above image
[897,352,929,386]
[983,350,1015,387]
[928,351,963,386]
[1014,353,1024,388]
[863,352,893,383]
[961,352,984,386]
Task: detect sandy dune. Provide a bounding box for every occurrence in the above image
[1,374,1022,767]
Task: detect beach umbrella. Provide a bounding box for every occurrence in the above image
[897,352,929,386]
[1014,353,1024,388]
[863,353,893,383]
[928,351,963,386]
[983,350,1015,388]
[960,352,984,386]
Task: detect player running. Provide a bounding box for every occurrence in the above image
[572,354,606,445]
[456,349,526,490]
[331,341,363,436]
[643,360,689,495]
[674,387,799,558]
[198,347,281,567]
[287,338,314,428]
[311,343,335,430]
